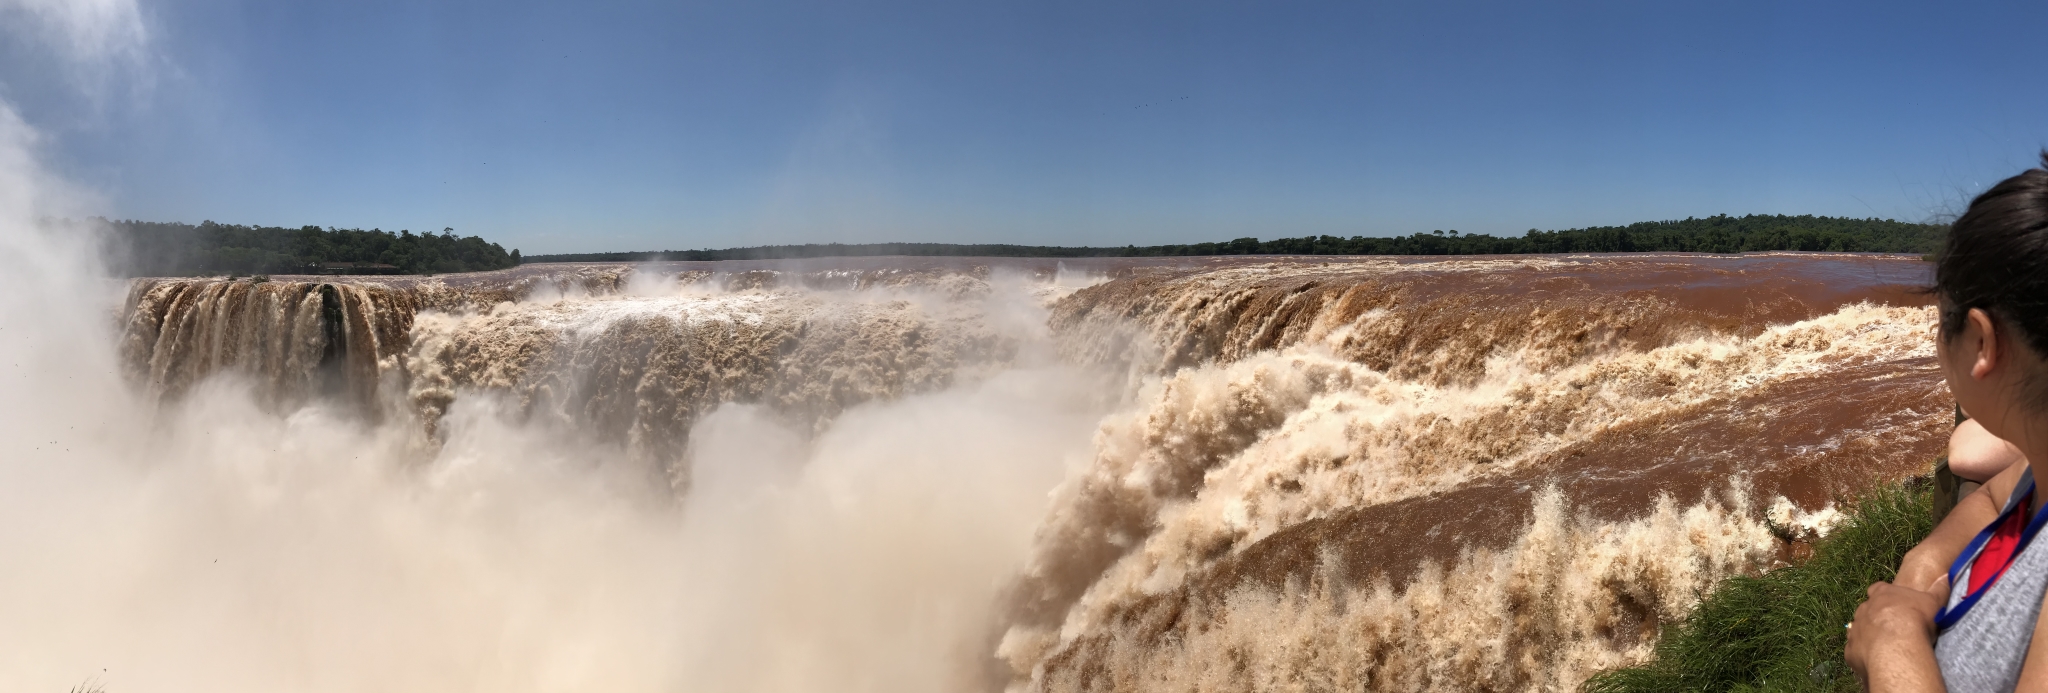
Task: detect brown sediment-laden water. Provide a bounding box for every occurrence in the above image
[99,252,1942,691]
[997,254,1941,692]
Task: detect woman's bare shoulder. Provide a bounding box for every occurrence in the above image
[1981,460,2033,511]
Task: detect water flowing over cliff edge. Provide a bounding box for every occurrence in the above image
[95,253,1944,692]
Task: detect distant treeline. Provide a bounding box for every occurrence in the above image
[97,213,1941,276]
[99,219,520,276]
[522,214,1945,264]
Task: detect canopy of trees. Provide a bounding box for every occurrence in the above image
[524,214,1944,264]
[93,213,1939,275]
[101,219,520,276]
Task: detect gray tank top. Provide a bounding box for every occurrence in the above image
[1937,468,2048,692]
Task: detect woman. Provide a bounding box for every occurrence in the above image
[1848,153,2048,692]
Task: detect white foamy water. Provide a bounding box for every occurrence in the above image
[0,104,1114,689]
[9,280,1113,692]
[15,247,1952,693]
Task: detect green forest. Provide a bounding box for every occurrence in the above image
[524,214,1945,263]
[100,219,520,276]
[97,214,1942,276]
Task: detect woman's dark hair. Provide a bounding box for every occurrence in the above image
[1935,152,2048,364]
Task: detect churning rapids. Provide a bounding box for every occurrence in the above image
[18,251,1945,692]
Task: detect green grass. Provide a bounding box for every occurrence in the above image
[1584,481,1937,693]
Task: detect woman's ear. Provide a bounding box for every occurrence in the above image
[1969,307,2003,380]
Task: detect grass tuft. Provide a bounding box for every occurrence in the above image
[1584,481,1935,693]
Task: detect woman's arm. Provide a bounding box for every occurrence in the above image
[1898,461,2030,593]
[1847,580,1948,692]
[1950,418,2027,483]
[1847,460,2031,691]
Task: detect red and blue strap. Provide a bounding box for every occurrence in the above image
[1937,476,2048,632]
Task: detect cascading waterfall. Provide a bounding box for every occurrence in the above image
[120,267,1039,488]
[119,279,417,411]
[84,253,1947,692]
[989,256,1944,692]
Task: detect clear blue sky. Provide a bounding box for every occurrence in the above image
[7,0,2047,254]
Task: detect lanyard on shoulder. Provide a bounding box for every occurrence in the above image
[1937,472,2048,632]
